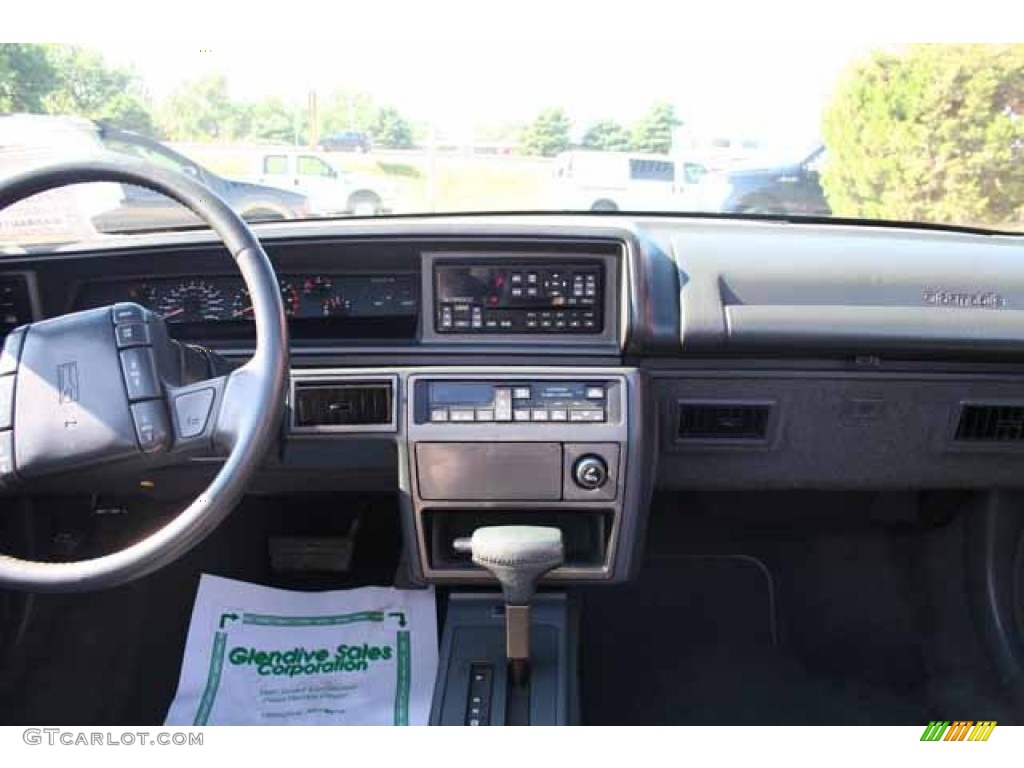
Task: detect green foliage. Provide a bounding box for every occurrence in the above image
[42,46,155,134]
[320,90,379,134]
[630,102,680,154]
[0,44,55,113]
[521,107,572,157]
[157,74,239,141]
[372,105,414,149]
[822,44,1024,228]
[0,44,155,133]
[581,120,631,151]
[245,98,304,144]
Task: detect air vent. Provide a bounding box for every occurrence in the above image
[293,380,394,431]
[677,401,772,441]
[955,404,1024,442]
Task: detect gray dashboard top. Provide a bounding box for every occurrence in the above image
[3,213,1023,359]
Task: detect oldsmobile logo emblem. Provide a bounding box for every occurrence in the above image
[922,289,1006,309]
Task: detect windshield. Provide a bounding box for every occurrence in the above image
[1,41,1022,244]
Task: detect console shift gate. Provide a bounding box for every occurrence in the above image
[453,526,565,689]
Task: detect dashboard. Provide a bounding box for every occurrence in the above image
[1,213,1024,583]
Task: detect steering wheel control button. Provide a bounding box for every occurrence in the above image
[0,327,25,375]
[174,387,216,438]
[0,375,14,431]
[112,303,146,325]
[0,430,16,482]
[131,400,171,453]
[572,454,608,490]
[120,347,161,401]
[115,322,151,348]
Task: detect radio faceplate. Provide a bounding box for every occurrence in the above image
[416,380,613,425]
[434,261,603,334]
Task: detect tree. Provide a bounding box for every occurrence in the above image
[42,46,155,134]
[0,44,55,113]
[245,98,303,144]
[822,44,1024,228]
[320,89,379,135]
[157,75,238,141]
[521,107,572,157]
[630,102,680,154]
[581,119,631,151]
[372,105,414,149]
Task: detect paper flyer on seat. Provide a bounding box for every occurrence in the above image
[164,574,438,726]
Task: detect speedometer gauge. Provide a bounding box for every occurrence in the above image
[157,280,227,322]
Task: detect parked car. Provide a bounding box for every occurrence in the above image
[550,150,708,212]
[714,145,830,216]
[0,115,311,235]
[319,130,372,153]
[252,150,398,216]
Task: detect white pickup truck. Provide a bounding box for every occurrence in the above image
[251,150,399,217]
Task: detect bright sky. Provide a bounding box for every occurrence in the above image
[98,42,873,153]
[13,0,1011,155]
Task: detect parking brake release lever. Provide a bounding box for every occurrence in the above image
[453,526,564,686]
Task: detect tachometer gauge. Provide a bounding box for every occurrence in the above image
[231,281,301,319]
[157,280,227,322]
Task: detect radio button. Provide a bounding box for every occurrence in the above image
[570,408,605,422]
[475,408,494,422]
[494,388,512,421]
[531,409,549,421]
[450,409,475,422]
[550,409,568,421]
[513,387,531,400]
[513,409,531,422]
[586,387,605,400]
[430,408,449,422]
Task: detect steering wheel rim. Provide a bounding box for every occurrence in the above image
[0,158,289,592]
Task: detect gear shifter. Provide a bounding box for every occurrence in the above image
[453,526,564,685]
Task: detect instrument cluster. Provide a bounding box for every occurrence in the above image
[76,274,419,323]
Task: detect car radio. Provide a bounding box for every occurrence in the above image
[433,261,603,334]
[414,380,612,424]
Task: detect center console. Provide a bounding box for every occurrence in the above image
[288,240,652,724]
[403,369,650,583]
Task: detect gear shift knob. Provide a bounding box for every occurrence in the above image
[453,526,564,686]
[454,525,564,603]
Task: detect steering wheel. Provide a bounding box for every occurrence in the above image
[0,159,289,592]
